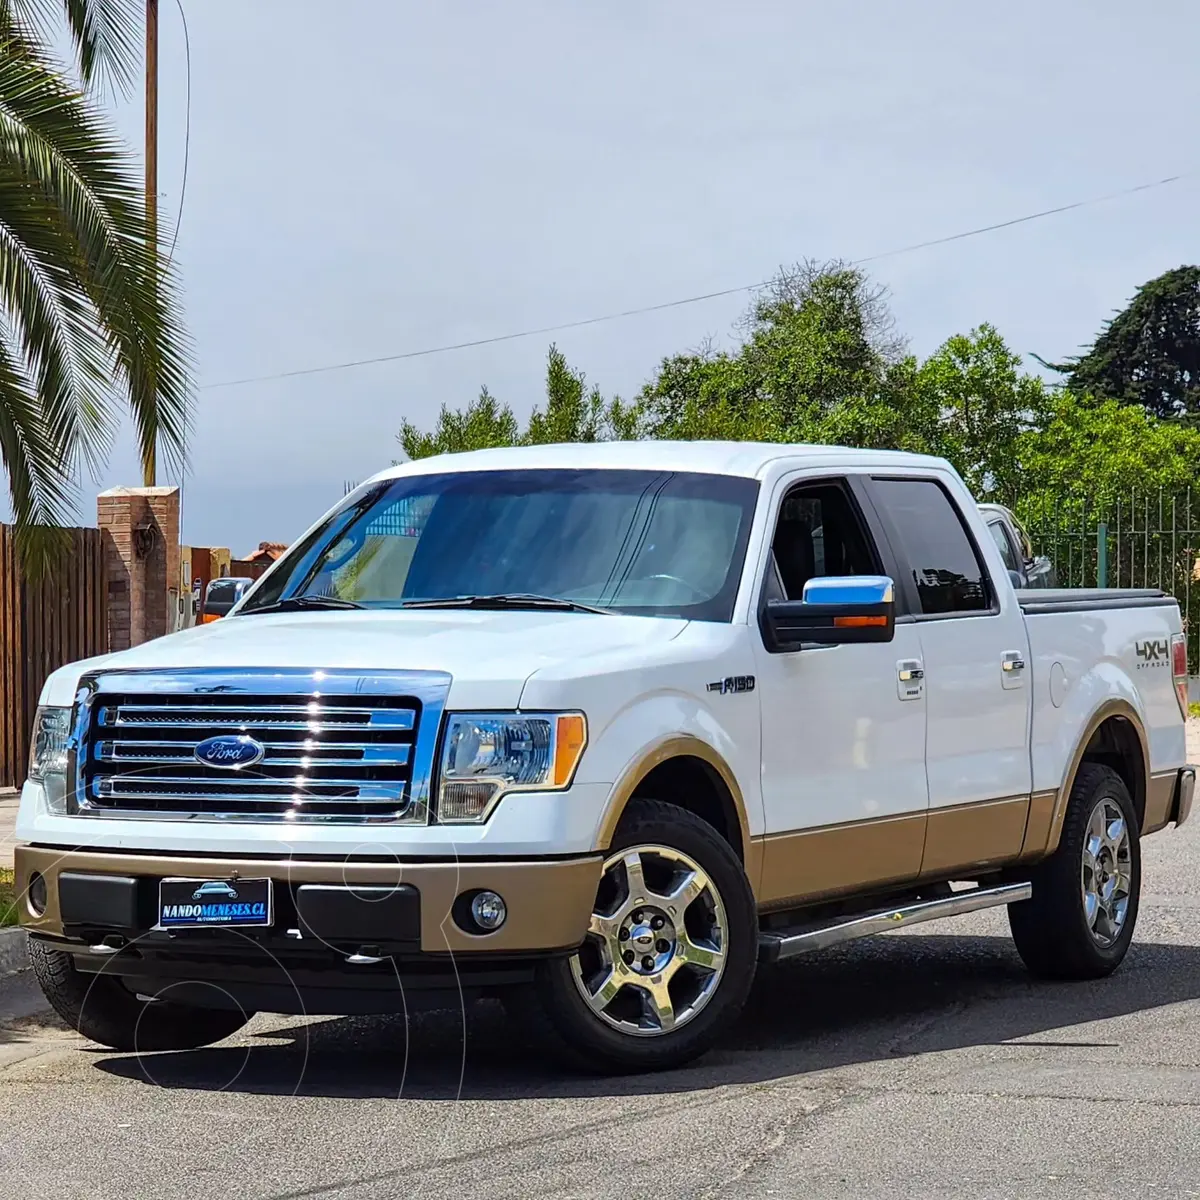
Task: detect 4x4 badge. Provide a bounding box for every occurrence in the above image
[707,675,756,695]
[1135,639,1169,665]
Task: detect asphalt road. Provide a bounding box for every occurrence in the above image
[2,727,1198,1199]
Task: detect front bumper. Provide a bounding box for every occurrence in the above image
[15,845,601,955]
[1173,765,1197,828]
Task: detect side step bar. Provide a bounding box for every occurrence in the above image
[757,881,1032,964]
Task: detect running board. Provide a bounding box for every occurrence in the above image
[757,882,1032,964]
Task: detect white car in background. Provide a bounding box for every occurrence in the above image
[979,502,1055,589]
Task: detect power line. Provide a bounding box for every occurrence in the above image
[164,0,191,270]
[167,0,193,572]
[201,171,1190,392]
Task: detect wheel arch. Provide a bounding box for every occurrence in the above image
[596,737,752,875]
[1046,699,1149,855]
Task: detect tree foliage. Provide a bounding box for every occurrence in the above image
[396,262,1200,526]
[0,0,192,572]
[398,345,634,459]
[1015,391,1200,519]
[1041,265,1200,420]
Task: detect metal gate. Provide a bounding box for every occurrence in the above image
[1021,489,1200,672]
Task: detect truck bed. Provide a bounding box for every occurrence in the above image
[1018,587,1186,801]
[1017,588,1176,614]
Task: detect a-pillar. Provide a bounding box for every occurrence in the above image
[97,486,181,650]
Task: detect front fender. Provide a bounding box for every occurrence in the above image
[578,687,762,864]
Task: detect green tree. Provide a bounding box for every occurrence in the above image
[1040,265,1200,420]
[398,345,632,460]
[398,386,519,459]
[0,0,190,569]
[393,263,1200,544]
[1013,390,1200,520]
[637,261,918,445]
[915,325,1049,499]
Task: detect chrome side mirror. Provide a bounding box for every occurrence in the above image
[763,575,896,652]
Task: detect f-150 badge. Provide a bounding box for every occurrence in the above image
[707,675,756,694]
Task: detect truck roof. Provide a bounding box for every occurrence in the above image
[371,440,953,483]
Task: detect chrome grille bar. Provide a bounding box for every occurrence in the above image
[99,705,416,731]
[94,778,406,803]
[95,742,413,767]
[73,668,451,825]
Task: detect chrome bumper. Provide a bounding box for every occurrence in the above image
[1174,765,1197,828]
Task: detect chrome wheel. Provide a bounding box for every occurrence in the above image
[569,843,728,1037]
[1081,797,1132,947]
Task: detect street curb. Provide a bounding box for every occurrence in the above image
[0,926,28,976]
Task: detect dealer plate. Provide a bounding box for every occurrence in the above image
[158,877,273,929]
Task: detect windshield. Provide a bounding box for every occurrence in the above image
[241,468,760,621]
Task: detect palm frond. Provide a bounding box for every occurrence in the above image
[0,47,193,480]
[0,176,117,474]
[0,318,77,576]
[2,0,141,93]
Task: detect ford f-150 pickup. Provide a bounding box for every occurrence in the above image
[14,442,1196,1073]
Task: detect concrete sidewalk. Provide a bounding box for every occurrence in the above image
[1,788,17,871]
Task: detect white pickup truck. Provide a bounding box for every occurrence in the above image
[15,442,1196,1073]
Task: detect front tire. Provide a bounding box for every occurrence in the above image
[516,799,758,1074]
[28,938,253,1051]
[1008,762,1141,980]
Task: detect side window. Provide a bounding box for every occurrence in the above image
[872,478,991,615]
[1010,513,1034,562]
[987,519,1018,573]
[770,481,880,601]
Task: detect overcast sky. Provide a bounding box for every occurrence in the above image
[7,0,1198,551]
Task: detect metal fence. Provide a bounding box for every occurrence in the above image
[1020,489,1200,672]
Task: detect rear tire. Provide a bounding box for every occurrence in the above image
[1008,762,1141,980]
[28,938,253,1051]
[509,799,757,1074]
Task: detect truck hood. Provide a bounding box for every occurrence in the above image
[39,609,690,709]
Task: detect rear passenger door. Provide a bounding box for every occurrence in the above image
[867,476,1033,877]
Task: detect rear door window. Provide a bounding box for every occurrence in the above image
[870,478,992,615]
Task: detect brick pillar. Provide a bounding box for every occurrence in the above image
[98,486,181,650]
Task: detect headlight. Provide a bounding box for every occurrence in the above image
[436,712,587,823]
[29,705,72,813]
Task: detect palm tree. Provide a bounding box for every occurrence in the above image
[0,0,190,569]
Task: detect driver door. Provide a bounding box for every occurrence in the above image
[751,474,929,909]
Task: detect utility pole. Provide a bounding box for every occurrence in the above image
[143,0,159,487]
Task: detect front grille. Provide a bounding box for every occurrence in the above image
[82,692,421,821]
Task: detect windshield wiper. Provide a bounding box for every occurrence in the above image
[401,593,609,614]
[240,595,365,615]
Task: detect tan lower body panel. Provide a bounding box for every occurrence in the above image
[1144,771,1178,835]
[755,813,927,910]
[920,796,1029,877]
[15,845,602,955]
[1018,790,1057,860]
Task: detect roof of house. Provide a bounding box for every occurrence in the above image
[242,541,288,562]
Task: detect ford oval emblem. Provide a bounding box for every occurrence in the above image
[194,734,265,770]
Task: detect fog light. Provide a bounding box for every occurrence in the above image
[27,872,47,917]
[470,890,507,932]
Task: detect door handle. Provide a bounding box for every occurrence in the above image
[897,659,924,701]
[1002,652,1025,673]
